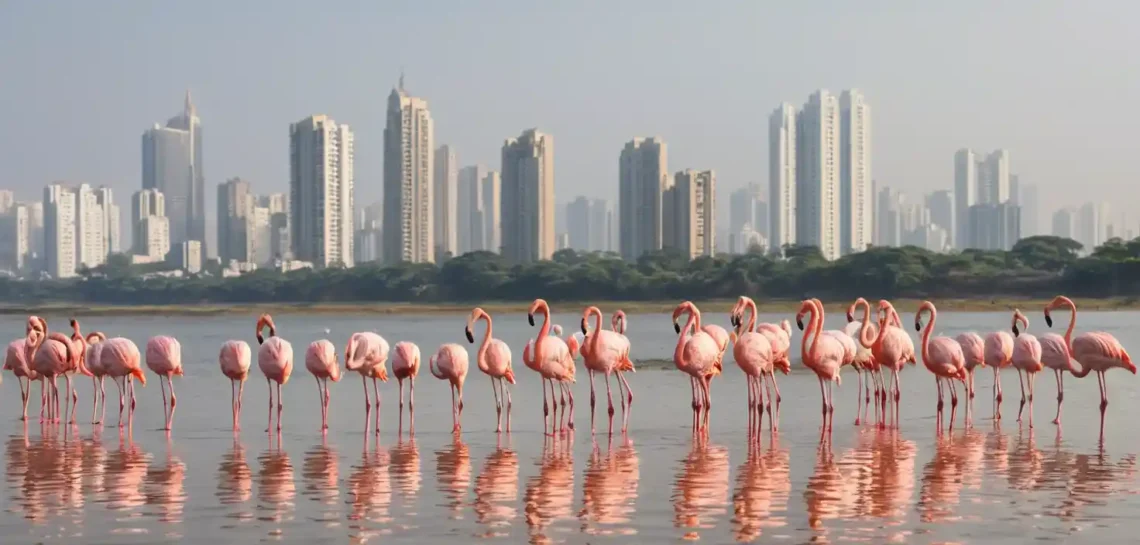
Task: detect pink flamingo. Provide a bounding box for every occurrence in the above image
[4,336,43,421]
[430,343,469,433]
[392,341,422,434]
[256,313,294,433]
[672,301,719,432]
[845,298,879,425]
[344,331,390,434]
[795,299,844,431]
[579,306,633,435]
[955,331,984,426]
[218,340,252,431]
[305,339,342,431]
[1010,309,1043,428]
[1044,295,1135,440]
[466,308,516,433]
[608,310,636,431]
[1038,324,1078,427]
[915,301,968,431]
[727,302,773,437]
[525,299,580,435]
[145,336,184,431]
[872,300,916,427]
[96,336,146,427]
[27,319,81,423]
[983,324,1014,420]
[64,319,96,423]
[732,296,791,429]
[84,331,109,424]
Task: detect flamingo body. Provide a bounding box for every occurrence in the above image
[431,343,470,432]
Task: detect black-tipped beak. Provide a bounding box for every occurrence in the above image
[580,318,588,335]
[846,312,854,323]
[914,321,922,332]
[673,321,681,334]
[528,313,535,326]
[1012,324,1020,337]
[796,318,804,331]
[69,318,77,327]
[465,328,474,344]
[1045,314,1053,328]
[730,314,738,327]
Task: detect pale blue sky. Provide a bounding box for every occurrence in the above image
[1,1,1137,230]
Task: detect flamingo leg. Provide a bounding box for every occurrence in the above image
[746,373,755,434]
[167,375,178,432]
[994,365,1003,420]
[91,375,98,424]
[316,376,326,431]
[565,381,575,432]
[237,379,245,431]
[1027,371,1036,429]
[893,369,902,428]
[762,372,776,431]
[231,379,238,431]
[698,375,712,436]
[949,379,959,431]
[276,381,284,432]
[854,368,863,426]
[266,377,274,433]
[18,377,28,422]
[617,371,632,432]
[323,378,332,430]
[409,375,416,435]
[818,377,828,430]
[1052,369,1064,426]
[52,376,60,423]
[588,369,597,434]
[826,380,835,432]
[689,376,700,432]
[503,377,512,433]
[1016,369,1026,423]
[371,377,381,434]
[491,375,502,433]
[397,377,405,434]
[603,372,615,435]
[542,378,551,436]
[965,370,973,427]
[114,376,125,427]
[936,377,944,432]
[160,375,169,430]
[361,374,371,433]
[450,383,458,432]
[1097,371,1108,442]
[98,376,107,425]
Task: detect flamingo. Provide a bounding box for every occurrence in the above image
[145,335,184,431]
[430,343,469,433]
[845,297,879,425]
[983,324,1014,420]
[525,299,579,435]
[218,340,252,431]
[64,319,95,423]
[579,306,633,435]
[732,296,791,429]
[4,336,43,421]
[466,307,515,433]
[672,301,719,433]
[305,339,342,431]
[344,331,390,434]
[1038,322,1079,427]
[84,331,109,424]
[727,300,774,437]
[915,301,967,431]
[812,299,857,372]
[256,313,294,433]
[609,309,636,432]
[98,336,147,427]
[1010,309,1043,428]
[795,299,844,431]
[392,341,422,434]
[1044,295,1135,441]
[27,319,80,423]
[873,300,916,427]
[955,331,984,426]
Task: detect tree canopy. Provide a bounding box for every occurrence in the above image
[3,235,1137,305]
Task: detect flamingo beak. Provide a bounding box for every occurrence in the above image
[580,318,588,335]
[527,313,535,326]
[1045,314,1053,328]
[846,312,853,323]
[465,328,474,344]
[796,318,804,331]
[730,314,738,327]
[673,320,681,334]
[1130,363,1137,375]
[1012,324,1020,337]
[914,320,922,332]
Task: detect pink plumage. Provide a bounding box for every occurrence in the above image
[255,314,292,433]
[218,339,251,431]
[99,337,146,427]
[579,306,634,434]
[146,336,184,376]
[431,342,469,432]
[956,333,985,371]
[305,340,341,382]
[798,299,845,432]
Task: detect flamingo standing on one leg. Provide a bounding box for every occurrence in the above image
[84,331,109,424]
[1044,295,1135,441]
[955,331,984,427]
[1010,309,1043,429]
[392,341,422,434]
[983,325,1014,420]
[430,343,469,433]
[915,301,968,432]
[579,306,633,435]
[845,298,879,426]
[609,310,635,432]
[219,340,252,431]
[145,335,184,432]
[672,301,719,433]
[466,308,515,433]
[795,299,844,432]
[733,296,791,430]
[97,336,146,427]
[256,313,294,434]
[305,339,342,432]
[524,299,579,436]
[4,337,41,421]
[344,331,390,434]
[728,302,774,438]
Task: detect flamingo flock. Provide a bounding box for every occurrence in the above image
[3,295,1134,444]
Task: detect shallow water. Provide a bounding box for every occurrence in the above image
[1,309,1138,543]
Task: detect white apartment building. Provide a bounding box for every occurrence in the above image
[664,170,716,258]
[795,90,841,260]
[383,81,434,264]
[840,89,872,255]
[142,91,205,254]
[0,204,30,272]
[501,129,555,262]
[289,115,354,267]
[131,188,170,261]
[482,170,501,254]
[433,145,458,259]
[619,137,669,260]
[768,103,797,253]
[457,165,489,253]
[44,184,77,278]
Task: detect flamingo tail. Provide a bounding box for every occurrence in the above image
[428,354,446,380]
[131,367,147,386]
[504,367,516,385]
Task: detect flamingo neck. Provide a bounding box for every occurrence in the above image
[858,300,876,348]
[534,304,552,360]
[745,298,758,333]
[1063,301,1077,351]
[801,305,818,362]
[589,307,604,352]
[478,313,493,364]
[920,307,936,365]
[675,308,698,368]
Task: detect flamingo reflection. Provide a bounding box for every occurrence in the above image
[732,436,790,541]
[473,438,519,537]
[389,438,422,520]
[347,434,393,541]
[103,432,151,513]
[579,435,640,536]
[302,438,340,524]
[671,437,730,540]
[144,443,187,524]
[1006,429,1044,491]
[435,435,471,520]
[524,437,575,543]
[256,436,296,525]
[216,439,254,521]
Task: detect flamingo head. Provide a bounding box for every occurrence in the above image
[795,299,815,331]
[671,301,694,334]
[527,299,548,327]
[1011,309,1028,337]
[580,316,589,335]
[1044,305,1054,328]
[464,326,475,344]
[730,312,740,328]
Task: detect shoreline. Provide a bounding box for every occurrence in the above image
[0,297,1134,317]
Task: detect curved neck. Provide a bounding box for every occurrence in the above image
[1063,301,1077,351]
[478,312,493,362]
[674,308,699,366]
[919,307,936,364]
[801,305,819,360]
[589,307,604,350]
[745,298,758,332]
[535,304,552,345]
[858,300,876,348]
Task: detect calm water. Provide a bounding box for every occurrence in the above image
[1,310,1139,544]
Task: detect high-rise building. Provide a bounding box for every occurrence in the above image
[1052,208,1076,240]
[1075,202,1102,251]
[589,199,609,252]
[664,170,716,258]
[953,148,976,249]
[768,103,797,252]
[44,184,77,278]
[839,89,872,255]
[457,165,489,254]
[217,178,255,265]
[383,79,434,264]
[955,148,1013,248]
[482,171,501,254]
[877,186,905,247]
[977,150,1011,205]
[968,203,1020,250]
[142,91,205,254]
[565,197,610,252]
[618,137,669,260]
[131,188,170,260]
[1019,181,1039,238]
[0,191,14,214]
[433,145,458,260]
[925,190,954,238]
[795,90,841,260]
[290,115,355,267]
[501,129,555,262]
[0,203,30,272]
[729,184,762,235]
[75,184,113,269]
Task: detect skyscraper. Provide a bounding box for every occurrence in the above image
[977,150,1011,205]
[290,115,355,267]
[0,204,30,272]
[840,90,872,255]
[664,170,716,258]
[565,197,610,252]
[217,178,255,265]
[383,79,434,264]
[768,103,797,252]
[142,91,205,254]
[74,184,116,268]
[44,184,77,278]
[1019,182,1039,238]
[618,137,669,260]
[482,170,501,254]
[433,144,458,260]
[953,148,976,248]
[131,188,170,260]
[925,190,955,239]
[1052,208,1076,240]
[501,129,555,263]
[795,90,841,260]
[457,165,490,254]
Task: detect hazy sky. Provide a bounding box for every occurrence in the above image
[2,1,1138,231]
